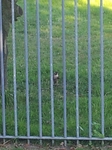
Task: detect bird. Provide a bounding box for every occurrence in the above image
[53,72,59,85]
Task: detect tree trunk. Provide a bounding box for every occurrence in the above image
[0,0,23,89]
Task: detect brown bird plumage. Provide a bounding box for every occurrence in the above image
[53,72,59,85]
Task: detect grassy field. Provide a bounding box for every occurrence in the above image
[0,0,112,141]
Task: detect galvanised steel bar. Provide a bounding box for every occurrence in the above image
[0,0,6,140]
[24,0,30,143]
[87,0,92,139]
[49,0,54,145]
[0,135,111,141]
[11,0,18,137]
[74,0,79,144]
[62,0,67,145]
[100,0,104,138]
[36,0,42,144]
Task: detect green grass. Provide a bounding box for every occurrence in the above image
[0,0,112,140]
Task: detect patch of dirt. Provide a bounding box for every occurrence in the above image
[0,141,112,150]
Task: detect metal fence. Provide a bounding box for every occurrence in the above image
[0,0,112,145]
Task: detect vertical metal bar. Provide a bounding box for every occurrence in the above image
[87,0,92,139]
[74,0,79,144]
[0,0,6,140]
[36,0,42,145]
[24,0,30,144]
[62,0,67,145]
[100,0,104,141]
[11,0,18,137]
[49,0,54,145]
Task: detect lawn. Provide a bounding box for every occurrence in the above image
[0,0,112,141]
